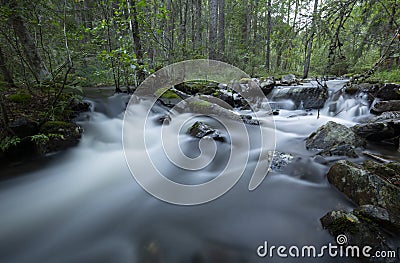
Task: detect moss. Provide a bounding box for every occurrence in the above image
[189,100,211,108]
[239,78,252,84]
[154,88,181,99]
[330,216,360,235]
[40,121,74,134]
[8,93,32,103]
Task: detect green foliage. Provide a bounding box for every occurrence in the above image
[30,134,49,145]
[8,93,32,104]
[0,136,21,152]
[368,68,400,84]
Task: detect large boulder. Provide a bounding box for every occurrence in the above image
[327,160,400,215]
[9,118,38,138]
[371,100,400,114]
[375,83,400,100]
[352,111,400,141]
[306,121,365,157]
[320,209,396,262]
[268,85,328,109]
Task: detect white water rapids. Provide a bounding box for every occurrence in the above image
[0,80,395,262]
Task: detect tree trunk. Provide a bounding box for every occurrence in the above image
[130,0,145,84]
[195,0,202,50]
[217,0,225,60]
[9,12,48,82]
[208,0,217,59]
[303,0,318,79]
[265,0,272,70]
[0,45,14,86]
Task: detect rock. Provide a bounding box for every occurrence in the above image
[9,118,38,138]
[371,100,400,114]
[320,210,395,261]
[281,74,298,85]
[327,160,400,215]
[352,113,400,141]
[353,205,400,232]
[269,151,294,171]
[375,83,400,100]
[155,88,183,107]
[187,121,224,142]
[240,115,259,125]
[362,160,400,187]
[268,85,328,109]
[38,121,83,153]
[174,81,218,96]
[260,77,275,95]
[306,121,365,157]
[183,97,243,122]
[319,143,358,158]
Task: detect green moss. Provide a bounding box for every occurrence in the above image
[189,100,211,108]
[330,216,359,235]
[154,88,181,99]
[8,93,32,103]
[40,121,73,134]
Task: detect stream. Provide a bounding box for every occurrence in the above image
[0,80,397,262]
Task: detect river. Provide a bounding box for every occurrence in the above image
[0,80,394,262]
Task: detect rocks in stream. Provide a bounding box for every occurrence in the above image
[352,112,400,141]
[320,209,397,262]
[371,100,400,114]
[321,159,400,261]
[267,84,328,109]
[327,160,400,215]
[281,74,299,85]
[375,83,400,101]
[306,121,365,158]
[187,121,225,142]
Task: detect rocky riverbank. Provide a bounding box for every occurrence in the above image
[0,86,90,165]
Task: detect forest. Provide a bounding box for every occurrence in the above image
[0,0,399,92]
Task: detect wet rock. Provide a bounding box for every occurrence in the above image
[259,77,275,95]
[375,83,400,101]
[306,121,365,157]
[327,160,400,215]
[184,97,242,122]
[281,74,298,85]
[362,160,400,187]
[352,113,400,141]
[187,121,224,142]
[157,114,171,125]
[320,210,395,261]
[371,100,400,114]
[240,115,259,125]
[269,151,294,171]
[155,88,183,107]
[353,205,400,232]
[268,85,328,109]
[9,118,38,138]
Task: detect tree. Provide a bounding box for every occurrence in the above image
[208,0,218,59]
[303,0,319,79]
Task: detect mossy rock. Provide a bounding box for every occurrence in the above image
[8,92,32,103]
[40,121,76,134]
[154,87,181,99]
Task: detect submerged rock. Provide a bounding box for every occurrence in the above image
[187,121,224,142]
[269,151,294,171]
[306,121,365,157]
[268,85,328,109]
[327,160,400,215]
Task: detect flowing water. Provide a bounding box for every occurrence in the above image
[0,80,396,262]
